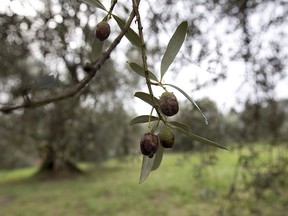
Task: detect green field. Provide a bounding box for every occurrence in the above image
[0,146,287,216]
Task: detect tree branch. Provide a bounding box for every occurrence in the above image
[0,10,136,114]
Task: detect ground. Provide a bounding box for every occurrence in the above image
[0,145,287,216]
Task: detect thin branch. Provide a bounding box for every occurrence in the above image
[108,0,118,18]
[132,0,163,123]
[0,10,136,114]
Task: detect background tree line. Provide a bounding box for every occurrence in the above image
[1,96,287,169]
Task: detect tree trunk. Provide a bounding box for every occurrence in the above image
[36,102,82,178]
[36,142,82,178]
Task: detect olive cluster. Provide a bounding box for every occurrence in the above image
[95,16,180,159]
[140,92,178,158]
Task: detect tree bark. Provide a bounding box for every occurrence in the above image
[36,102,82,178]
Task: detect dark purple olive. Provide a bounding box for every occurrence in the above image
[95,21,110,41]
[140,132,159,158]
[159,92,179,116]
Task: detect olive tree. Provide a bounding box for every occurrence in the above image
[0,0,230,183]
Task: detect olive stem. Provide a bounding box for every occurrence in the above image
[148,107,154,131]
[108,0,118,19]
[150,81,159,86]
[132,0,163,122]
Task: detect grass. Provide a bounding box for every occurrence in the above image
[0,145,287,216]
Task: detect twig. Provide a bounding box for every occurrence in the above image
[108,0,118,18]
[0,10,136,114]
[132,0,163,123]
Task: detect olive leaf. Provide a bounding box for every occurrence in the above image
[189,134,229,150]
[80,0,107,11]
[151,145,164,171]
[160,21,188,79]
[168,121,228,150]
[139,155,155,184]
[128,62,158,82]
[112,15,142,48]
[134,92,159,107]
[168,121,192,136]
[164,83,208,125]
[91,38,104,62]
[130,115,159,126]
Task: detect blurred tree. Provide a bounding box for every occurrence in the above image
[0,0,139,174]
[0,113,37,169]
[278,99,288,143]
[238,98,286,144]
[222,108,243,144]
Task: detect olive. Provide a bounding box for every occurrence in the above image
[95,21,110,41]
[158,127,175,148]
[159,92,179,116]
[140,132,159,158]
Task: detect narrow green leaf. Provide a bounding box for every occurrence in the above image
[112,15,142,48]
[130,115,159,126]
[190,134,229,150]
[80,0,107,11]
[168,121,228,150]
[164,83,208,124]
[91,38,104,62]
[151,145,164,171]
[160,21,188,79]
[168,121,192,136]
[129,62,158,82]
[139,155,155,184]
[134,92,159,107]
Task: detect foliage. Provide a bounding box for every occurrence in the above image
[222,144,288,216]
[223,99,288,144]
[127,20,227,182]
